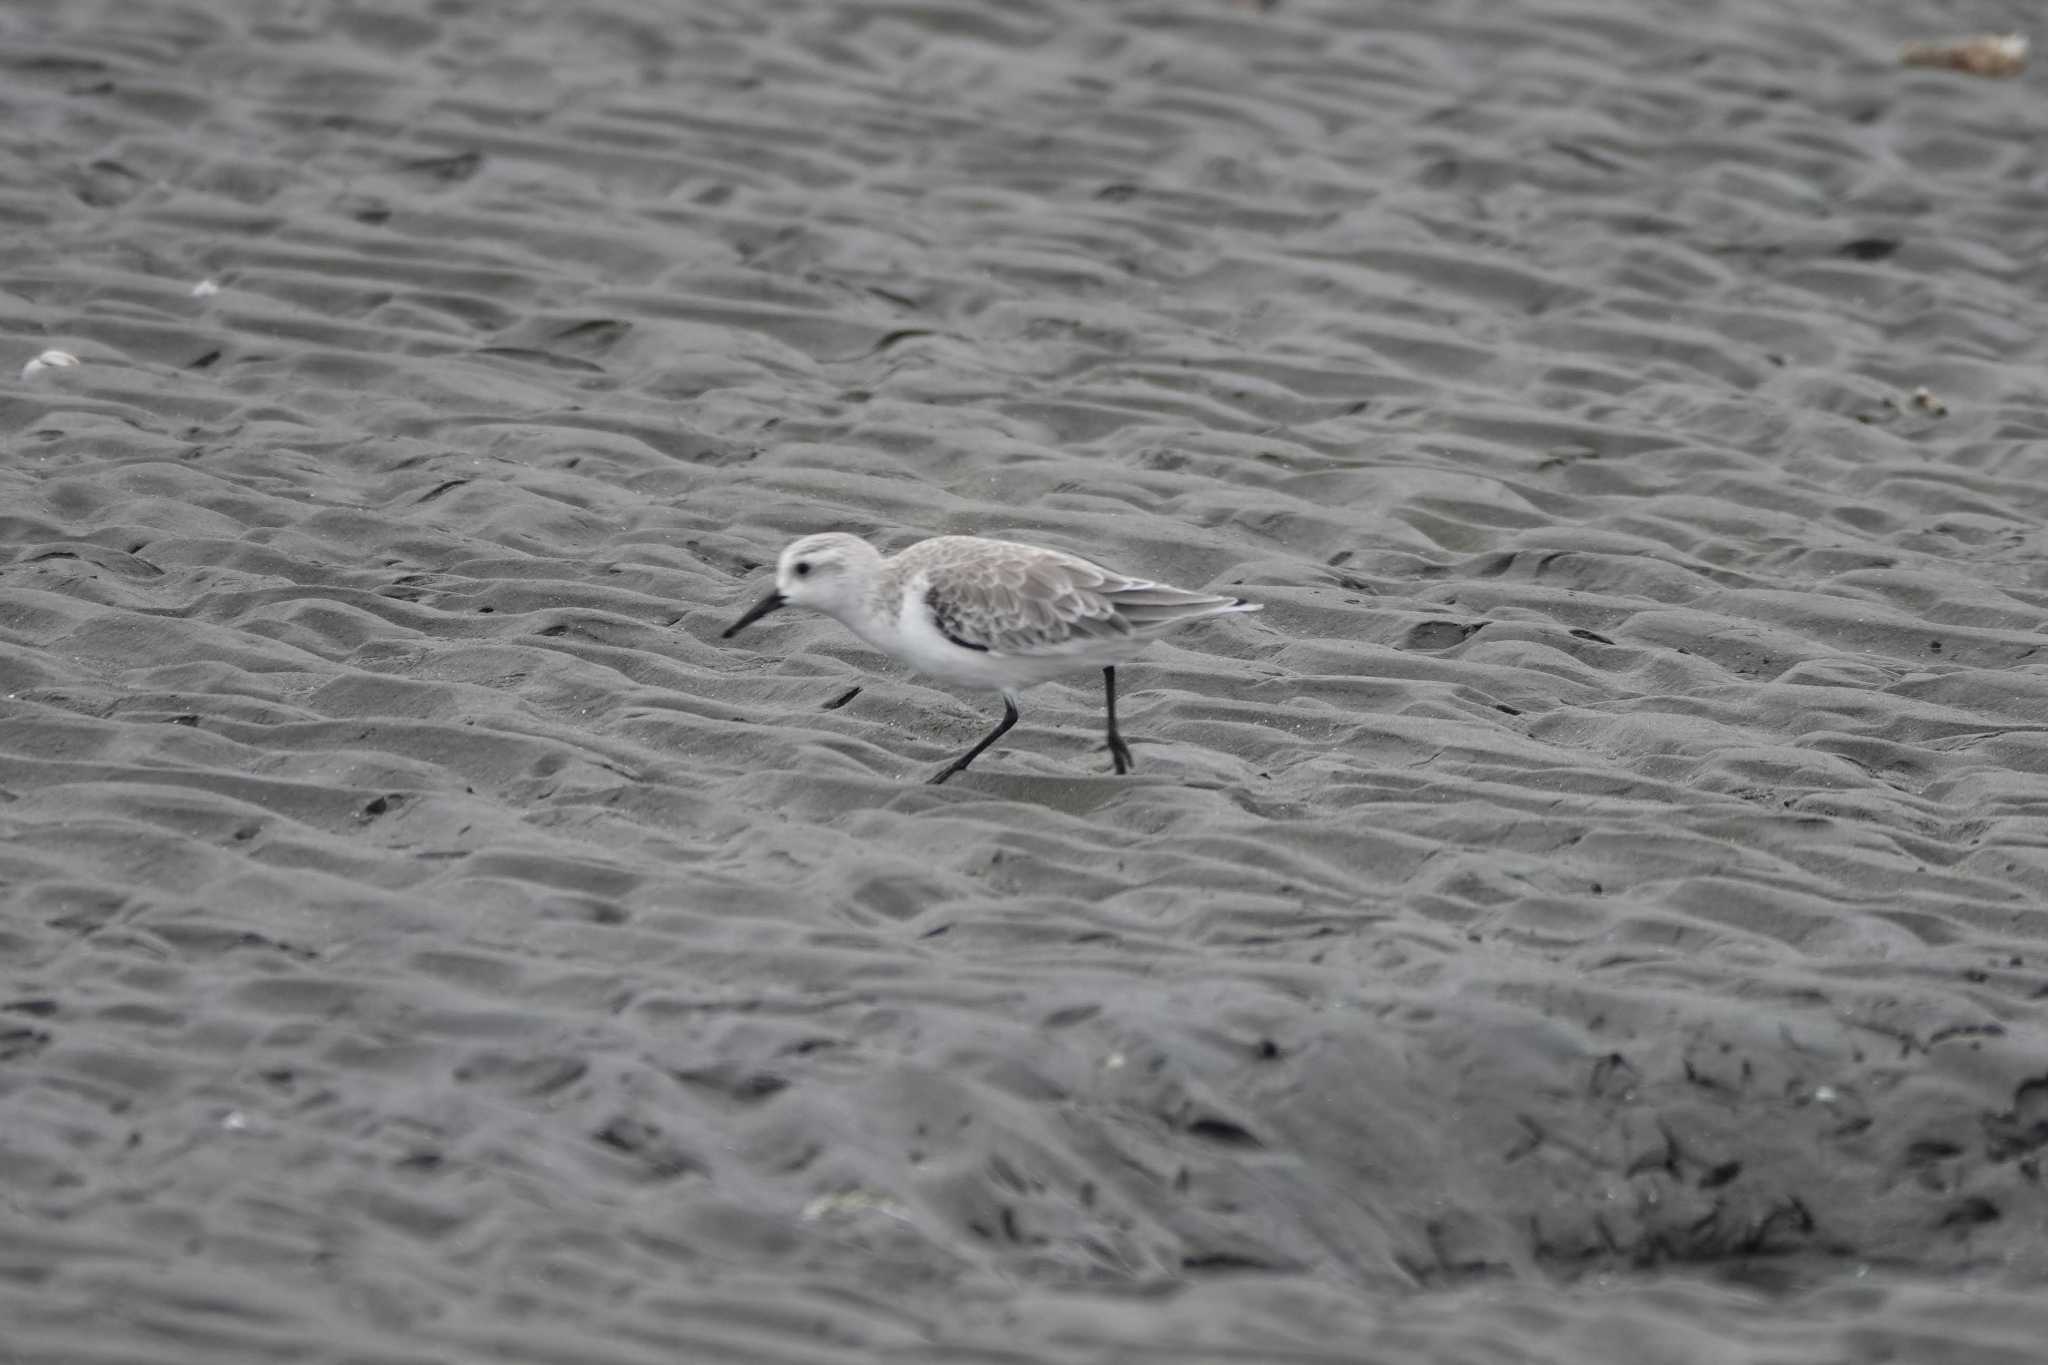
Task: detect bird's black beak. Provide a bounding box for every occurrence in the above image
[722,589,786,638]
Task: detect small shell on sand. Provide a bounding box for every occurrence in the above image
[1901,33,2028,78]
[20,349,80,380]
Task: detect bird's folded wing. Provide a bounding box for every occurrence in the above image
[924,553,1135,655]
[925,551,1248,656]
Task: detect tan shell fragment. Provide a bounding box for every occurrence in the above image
[1901,33,2028,78]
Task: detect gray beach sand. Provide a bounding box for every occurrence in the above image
[3,1,2048,1360]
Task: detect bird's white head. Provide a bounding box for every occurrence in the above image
[722,532,881,638]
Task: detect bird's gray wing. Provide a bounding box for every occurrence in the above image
[922,545,1251,656]
[922,548,1134,656]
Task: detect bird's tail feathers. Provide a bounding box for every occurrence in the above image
[1107,584,1261,631]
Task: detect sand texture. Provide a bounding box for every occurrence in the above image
[4,0,2048,1360]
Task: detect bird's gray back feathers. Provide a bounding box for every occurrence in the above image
[880,536,1256,656]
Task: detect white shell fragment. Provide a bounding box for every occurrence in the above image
[1909,386,1948,416]
[191,278,220,297]
[21,349,80,381]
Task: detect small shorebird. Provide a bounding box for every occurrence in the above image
[723,533,1259,783]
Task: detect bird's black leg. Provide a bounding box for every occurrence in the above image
[928,695,1020,785]
[1103,666,1134,774]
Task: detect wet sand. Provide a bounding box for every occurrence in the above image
[4,1,2048,1360]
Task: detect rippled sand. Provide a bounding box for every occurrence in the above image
[4,2,2047,1361]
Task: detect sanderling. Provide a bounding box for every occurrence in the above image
[723,533,1260,783]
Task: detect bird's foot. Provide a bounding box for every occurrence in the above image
[1104,735,1135,775]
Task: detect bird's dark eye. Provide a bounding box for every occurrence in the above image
[794,561,811,577]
